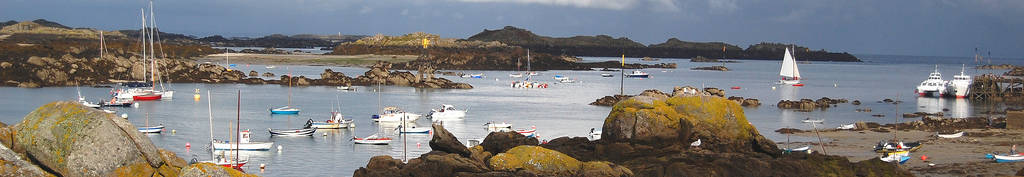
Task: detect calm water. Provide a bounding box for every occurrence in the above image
[0,55,1020,176]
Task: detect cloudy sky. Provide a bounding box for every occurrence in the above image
[2,0,1022,57]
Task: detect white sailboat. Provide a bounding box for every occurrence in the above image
[212,91,274,151]
[779,48,802,85]
[270,71,300,114]
[200,90,248,168]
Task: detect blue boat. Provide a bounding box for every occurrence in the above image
[994,154,1024,163]
[138,125,164,133]
[270,106,300,114]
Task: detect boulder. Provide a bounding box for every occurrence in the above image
[480,131,538,154]
[402,152,489,176]
[852,100,861,105]
[429,124,471,157]
[590,95,633,106]
[487,145,580,176]
[12,101,165,176]
[742,98,761,107]
[703,88,725,97]
[603,95,777,154]
[0,144,50,177]
[671,86,702,97]
[248,70,258,77]
[261,72,275,77]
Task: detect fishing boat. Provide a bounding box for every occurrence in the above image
[915,65,948,97]
[873,141,922,153]
[353,134,391,145]
[212,91,274,151]
[426,104,467,120]
[101,97,134,107]
[601,73,614,77]
[270,71,300,114]
[798,118,823,123]
[268,120,317,136]
[515,127,537,138]
[947,64,972,98]
[395,125,431,134]
[311,113,355,129]
[624,70,650,78]
[373,107,421,122]
[936,131,964,138]
[779,48,802,85]
[484,122,512,132]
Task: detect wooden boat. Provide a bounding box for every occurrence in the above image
[269,119,316,136]
[353,134,391,145]
[937,131,964,138]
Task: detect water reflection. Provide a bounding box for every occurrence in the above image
[950,98,970,118]
[915,97,944,113]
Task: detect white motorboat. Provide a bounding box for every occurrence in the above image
[311,112,355,129]
[779,48,802,85]
[373,107,421,122]
[427,104,466,120]
[509,73,523,78]
[353,134,392,145]
[994,154,1024,163]
[801,118,824,123]
[589,128,602,140]
[484,122,513,132]
[880,151,911,164]
[265,65,276,69]
[947,64,972,98]
[915,65,948,97]
[212,130,274,151]
[624,70,650,78]
[395,125,431,134]
[690,139,701,147]
[336,86,356,91]
[600,73,614,77]
[515,127,537,138]
[937,131,964,138]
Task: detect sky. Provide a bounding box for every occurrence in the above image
[2,0,1022,57]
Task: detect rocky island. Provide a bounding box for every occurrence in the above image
[354,86,908,176]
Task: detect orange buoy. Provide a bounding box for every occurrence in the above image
[731,86,741,90]
[921,155,928,161]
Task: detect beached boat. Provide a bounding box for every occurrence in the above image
[937,131,964,138]
[426,104,466,120]
[947,64,971,98]
[915,65,948,97]
[353,134,391,145]
[268,119,316,136]
[873,141,922,153]
[836,123,856,130]
[395,125,431,134]
[880,151,911,164]
[624,70,650,78]
[783,145,812,154]
[138,125,164,134]
[994,154,1024,163]
[801,118,824,123]
[779,48,802,85]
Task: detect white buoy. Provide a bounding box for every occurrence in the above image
[120,114,128,119]
[260,163,266,173]
[277,145,283,153]
[133,102,139,108]
[322,132,327,137]
[771,86,776,90]
[171,129,176,134]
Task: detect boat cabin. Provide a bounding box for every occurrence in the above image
[239,130,251,143]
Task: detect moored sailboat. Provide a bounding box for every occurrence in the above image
[213,91,274,151]
[779,48,802,85]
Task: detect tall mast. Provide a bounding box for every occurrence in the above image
[377,79,382,115]
[140,8,147,82]
[207,90,214,159]
[148,3,157,91]
[235,90,241,167]
[287,69,293,106]
[99,31,105,59]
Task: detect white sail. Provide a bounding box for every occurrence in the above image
[792,49,800,78]
[780,48,796,78]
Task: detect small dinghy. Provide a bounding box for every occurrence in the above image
[269,119,316,136]
[600,73,614,77]
[937,131,964,138]
[269,106,300,114]
[509,73,523,78]
[783,145,812,154]
[311,113,356,129]
[515,127,537,138]
[993,154,1024,163]
[801,118,824,123]
[353,134,391,145]
[395,125,431,134]
[138,125,165,134]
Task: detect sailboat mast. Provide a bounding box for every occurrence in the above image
[140,9,147,82]
[287,70,293,106]
[99,31,105,59]
[235,90,240,167]
[377,80,382,115]
[207,90,214,157]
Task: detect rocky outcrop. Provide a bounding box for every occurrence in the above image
[728,96,761,107]
[429,124,470,157]
[0,101,247,176]
[178,163,257,177]
[690,65,729,71]
[590,95,632,106]
[777,97,849,111]
[591,87,735,106]
[354,125,627,177]
[1005,67,1024,76]
[690,56,719,62]
[480,131,539,154]
[0,56,473,89]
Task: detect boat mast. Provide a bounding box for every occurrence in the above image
[149,1,166,92]
[99,31,105,59]
[235,90,240,167]
[287,69,293,107]
[207,90,214,160]
[377,79,382,116]
[140,8,147,82]
[620,54,624,96]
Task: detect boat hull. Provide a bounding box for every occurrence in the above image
[212,142,274,151]
[137,126,164,133]
[268,128,316,136]
[427,111,466,120]
[353,139,391,145]
[311,122,355,129]
[133,94,162,101]
[270,107,300,114]
[994,154,1024,163]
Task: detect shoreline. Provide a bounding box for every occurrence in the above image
[790,129,1024,176]
[196,53,419,67]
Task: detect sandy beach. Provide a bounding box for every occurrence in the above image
[791,129,1024,176]
[196,53,419,67]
